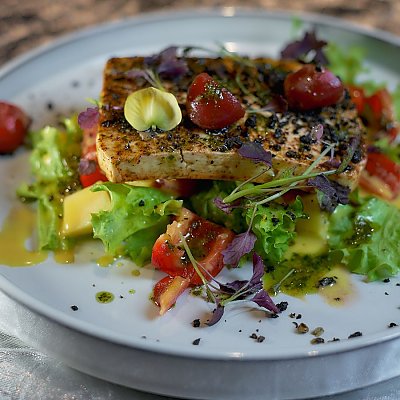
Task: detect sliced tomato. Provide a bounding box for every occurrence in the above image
[79,123,108,187]
[186,72,245,130]
[151,208,235,286]
[79,166,108,188]
[360,151,400,200]
[365,89,394,122]
[81,123,99,161]
[347,85,366,115]
[153,179,202,198]
[153,275,191,315]
[284,65,344,111]
[0,101,30,154]
[349,86,398,142]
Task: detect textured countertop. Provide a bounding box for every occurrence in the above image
[1,0,400,66]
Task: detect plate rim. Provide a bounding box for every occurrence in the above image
[1,6,400,363]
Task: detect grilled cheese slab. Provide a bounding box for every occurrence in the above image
[97,56,366,188]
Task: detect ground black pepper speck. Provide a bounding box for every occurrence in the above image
[70,305,78,311]
[192,319,201,328]
[192,338,201,345]
[348,331,362,338]
[310,337,325,345]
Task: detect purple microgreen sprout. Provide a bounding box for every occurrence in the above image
[78,158,97,175]
[221,230,257,267]
[156,46,189,79]
[311,123,324,143]
[126,68,165,91]
[238,142,273,167]
[307,174,350,212]
[223,142,337,205]
[213,197,243,214]
[77,107,99,130]
[280,29,329,65]
[251,289,280,313]
[178,233,279,325]
[206,303,225,326]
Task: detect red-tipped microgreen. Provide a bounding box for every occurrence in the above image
[177,233,279,326]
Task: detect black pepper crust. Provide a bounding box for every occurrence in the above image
[97,56,366,187]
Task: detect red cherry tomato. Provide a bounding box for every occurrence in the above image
[347,85,366,115]
[151,207,235,286]
[360,151,400,200]
[0,101,30,153]
[79,123,108,187]
[284,65,344,111]
[152,275,191,315]
[79,166,108,188]
[365,89,394,122]
[153,179,202,198]
[186,72,245,130]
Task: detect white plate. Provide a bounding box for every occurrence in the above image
[1,8,400,400]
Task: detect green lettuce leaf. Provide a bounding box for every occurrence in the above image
[17,117,82,250]
[91,183,182,265]
[190,181,246,233]
[246,197,305,265]
[328,197,400,281]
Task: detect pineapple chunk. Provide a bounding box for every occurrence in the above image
[62,186,111,237]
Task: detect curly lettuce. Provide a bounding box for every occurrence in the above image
[91,183,182,266]
[17,117,82,250]
[245,197,305,265]
[328,197,400,281]
[190,180,246,233]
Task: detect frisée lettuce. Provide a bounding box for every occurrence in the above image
[328,195,400,281]
[17,117,82,250]
[91,182,182,266]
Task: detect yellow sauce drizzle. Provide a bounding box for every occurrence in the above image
[95,291,115,303]
[54,248,75,264]
[96,254,115,267]
[0,205,47,266]
[317,266,356,306]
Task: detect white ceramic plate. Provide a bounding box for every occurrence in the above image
[1,8,400,400]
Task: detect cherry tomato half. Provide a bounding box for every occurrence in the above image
[152,275,191,315]
[284,65,344,111]
[0,101,30,154]
[347,85,366,115]
[348,86,399,142]
[360,151,400,200]
[186,72,245,130]
[151,207,235,286]
[79,166,108,188]
[79,123,108,187]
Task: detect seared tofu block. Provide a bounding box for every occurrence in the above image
[97,55,366,189]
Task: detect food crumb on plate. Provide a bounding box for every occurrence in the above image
[348,331,363,338]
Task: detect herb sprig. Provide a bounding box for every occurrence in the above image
[179,233,279,326]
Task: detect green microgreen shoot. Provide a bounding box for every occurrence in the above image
[178,232,218,304]
[272,268,295,295]
[223,143,337,205]
[127,68,165,91]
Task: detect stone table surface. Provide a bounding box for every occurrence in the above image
[1,0,400,66]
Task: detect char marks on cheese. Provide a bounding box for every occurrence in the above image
[97,56,366,188]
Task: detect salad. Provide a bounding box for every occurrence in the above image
[1,28,400,325]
